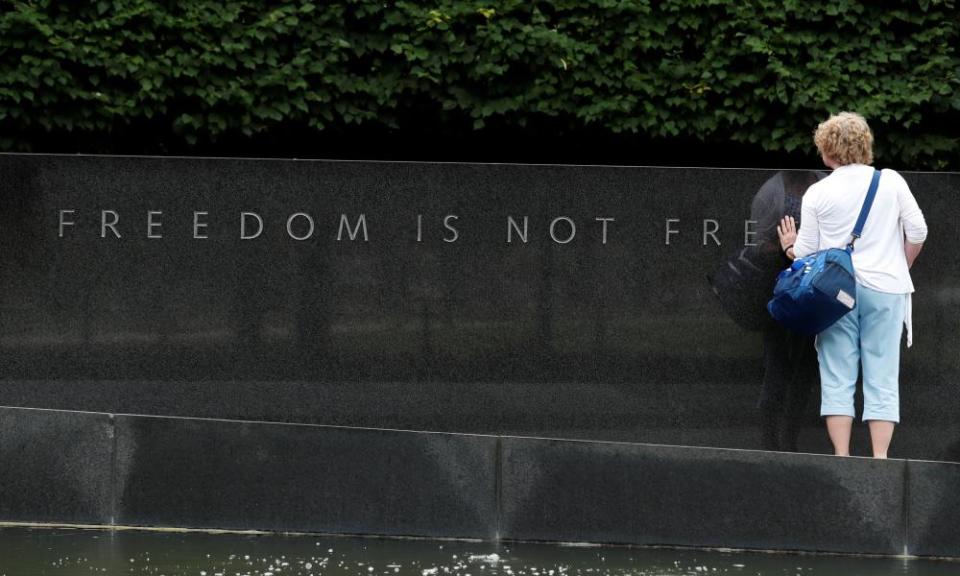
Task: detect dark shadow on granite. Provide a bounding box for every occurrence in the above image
[113,415,498,539]
[499,437,905,555]
[906,459,960,557]
[0,407,114,524]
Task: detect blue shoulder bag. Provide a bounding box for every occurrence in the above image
[767,169,881,335]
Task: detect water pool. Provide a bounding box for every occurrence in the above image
[0,526,955,576]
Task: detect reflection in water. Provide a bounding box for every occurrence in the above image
[0,526,956,576]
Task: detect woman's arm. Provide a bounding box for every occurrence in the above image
[778,193,819,260]
[792,194,820,258]
[905,241,924,269]
[897,174,927,268]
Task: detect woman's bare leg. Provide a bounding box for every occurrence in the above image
[826,416,853,456]
[868,420,895,459]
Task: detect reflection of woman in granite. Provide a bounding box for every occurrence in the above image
[778,112,927,459]
[751,171,823,452]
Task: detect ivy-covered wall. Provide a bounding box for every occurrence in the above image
[1,1,958,169]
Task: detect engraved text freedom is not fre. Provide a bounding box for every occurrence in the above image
[57,211,761,246]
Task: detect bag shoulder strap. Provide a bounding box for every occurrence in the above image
[848,168,881,250]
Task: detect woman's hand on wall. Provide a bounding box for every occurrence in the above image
[778,216,798,260]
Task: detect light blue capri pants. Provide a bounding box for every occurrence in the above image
[816,284,906,423]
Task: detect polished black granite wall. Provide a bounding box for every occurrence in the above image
[1,154,958,461]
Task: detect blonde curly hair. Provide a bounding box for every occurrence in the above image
[813,112,874,166]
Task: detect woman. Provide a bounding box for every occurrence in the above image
[776,112,927,459]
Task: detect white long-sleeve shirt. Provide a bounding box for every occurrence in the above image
[794,164,927,294]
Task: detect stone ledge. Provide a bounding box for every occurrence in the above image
[3,405,959,558]
[499,436,904,555]
[0,408,114,525]
[906,459,960,558]
[113,414,499,539]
